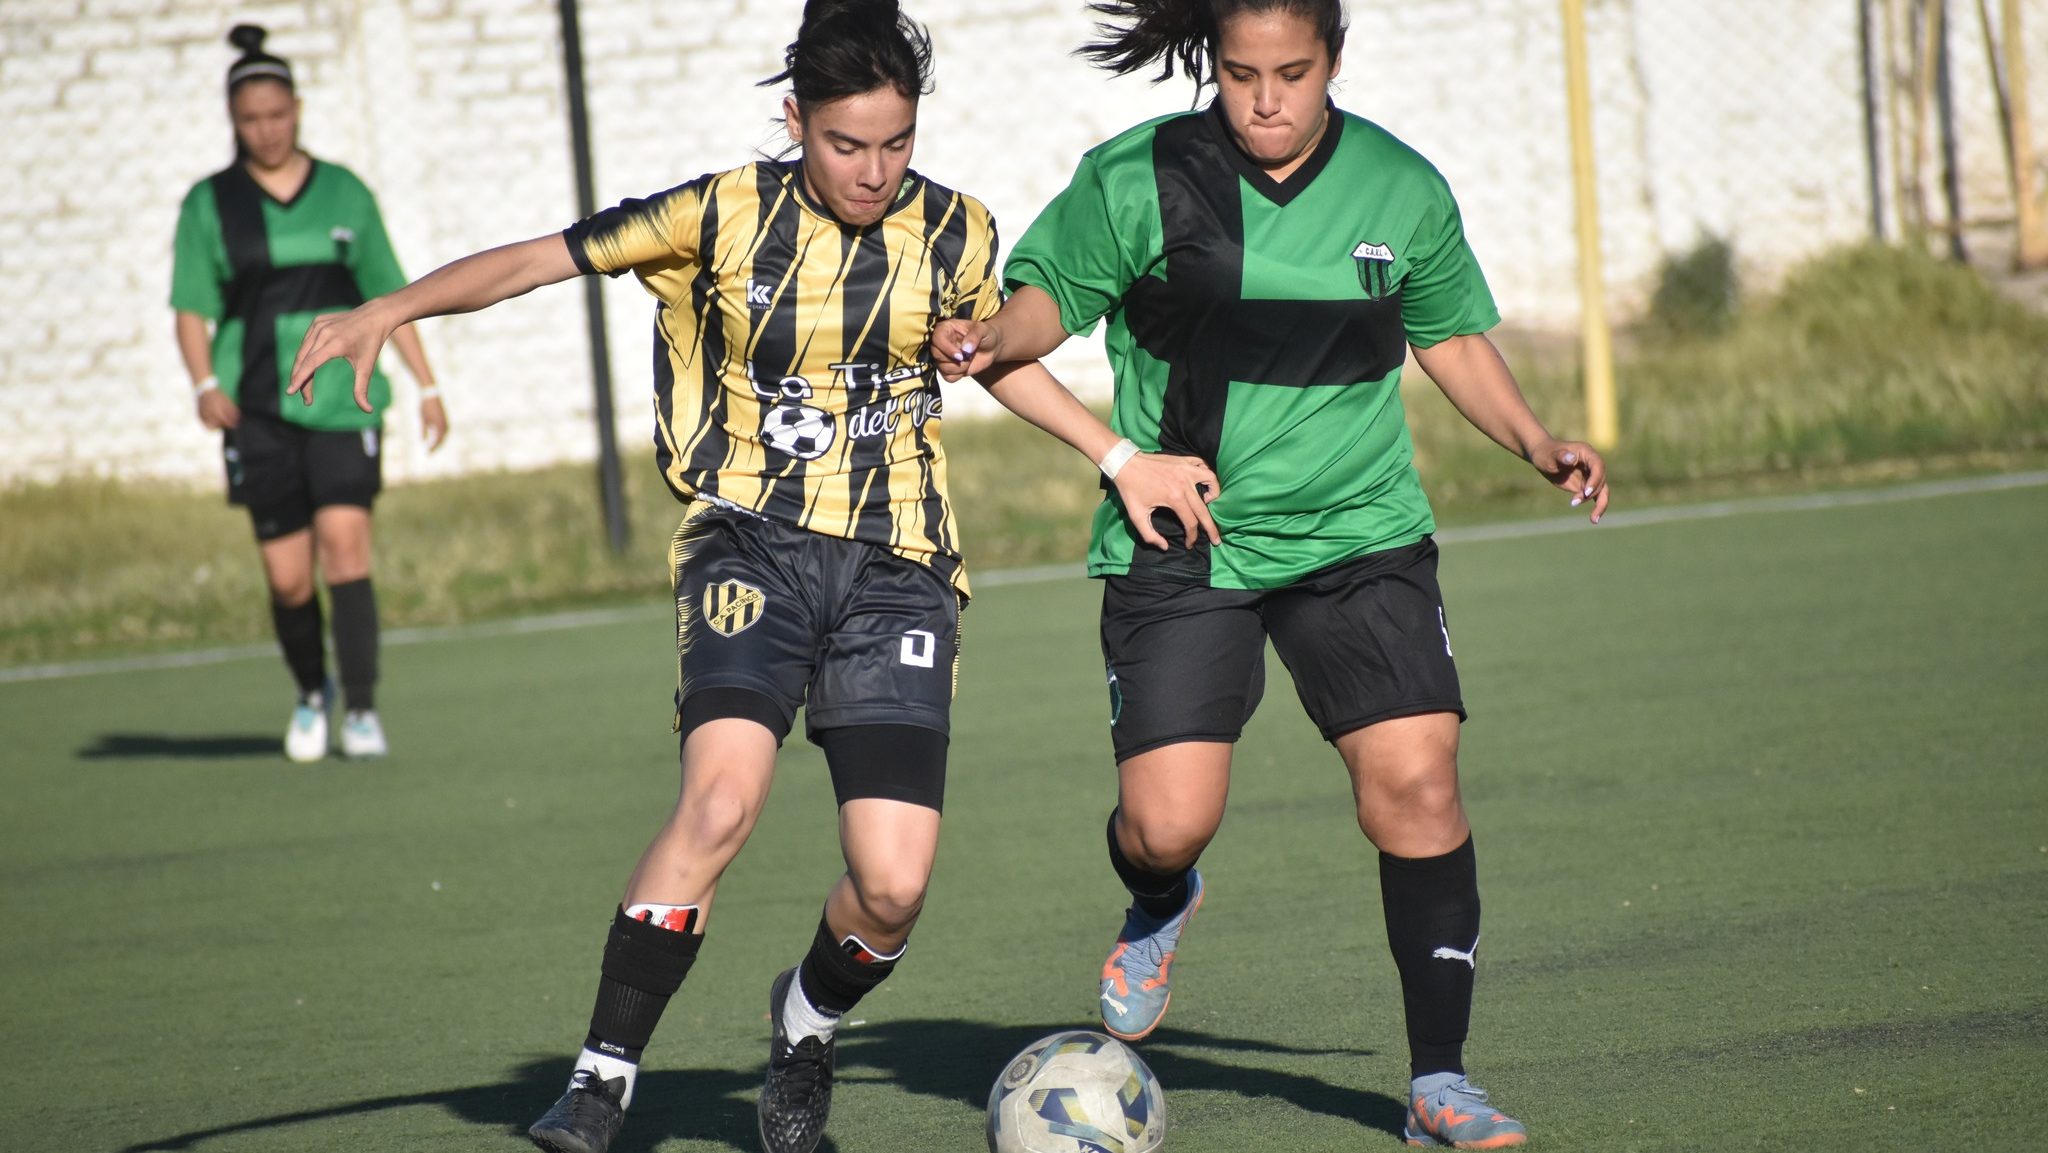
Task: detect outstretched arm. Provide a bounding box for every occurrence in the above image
[289,234,582,412]
[932,286,1072,381]
[1412,332,1610,522]
[975,360,1220,550]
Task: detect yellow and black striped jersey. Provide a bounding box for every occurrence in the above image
[565,160,1003,593]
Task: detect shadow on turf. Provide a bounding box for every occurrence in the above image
[77,732,282,761]
[121,1020,1400,1151]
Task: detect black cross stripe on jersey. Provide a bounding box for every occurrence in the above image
[1124,105,1407,467]
[212,163,365,420]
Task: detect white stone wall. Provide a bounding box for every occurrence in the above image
[3,0,2042,485]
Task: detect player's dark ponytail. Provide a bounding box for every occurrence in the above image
[225,24,294,96]
[1080,0,1347,86]
[760,0,935,106]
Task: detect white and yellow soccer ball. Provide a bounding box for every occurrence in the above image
[761,403,836,460]
[987,1030,1165,1153]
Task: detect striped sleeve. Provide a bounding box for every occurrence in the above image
[563,174,710,278]
[953,199,1004,322]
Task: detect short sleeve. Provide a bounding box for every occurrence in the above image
[1399,185,1500,348]
[345,183,408,300]
[170,182,225,319]
[564,178,708,279]
[1004,154,1136,337]
[953,207,1004,322]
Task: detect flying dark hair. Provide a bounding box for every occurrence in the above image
[1079,0,1347,86]
[759,0,935,106]
[225,24,294,96]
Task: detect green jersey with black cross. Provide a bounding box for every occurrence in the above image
[171,159,408,431]
[1007,103,1500,589]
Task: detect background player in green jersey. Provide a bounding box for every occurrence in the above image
[287,4,1213,1151]
[171,25,447,763]
[937,1,1610,1146]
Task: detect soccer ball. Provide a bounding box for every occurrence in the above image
[761,403,836,460]
[987,1030,1165,1153]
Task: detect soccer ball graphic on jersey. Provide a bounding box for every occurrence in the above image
[761,403,836,460]
[987,1031,1164,1153]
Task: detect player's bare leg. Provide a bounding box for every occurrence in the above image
[1339,713,1524,1148]
[762,758,944,1153]
[1098,741,1230,1039]
[530,718,778,1153]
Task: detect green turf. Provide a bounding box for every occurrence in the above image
[2,485,2043,1152]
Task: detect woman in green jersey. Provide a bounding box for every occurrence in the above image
[287,4,1213,1150]
[936,1,1609,1145]
[171,25,447,763]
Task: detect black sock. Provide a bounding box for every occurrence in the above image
[795,917,902,1017]
[270,596,325,697]
[584,906,703,1063]
[1380,835,1481,1079]
[328,578,378,712]
[1107,809,1191,919]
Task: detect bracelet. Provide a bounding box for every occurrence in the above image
[1098,438,1141,480]
[192,376,218,398]
[417,386,442,400]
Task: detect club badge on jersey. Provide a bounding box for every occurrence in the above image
[1353,241,1397,300]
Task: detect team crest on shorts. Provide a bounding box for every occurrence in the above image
[702,579,766,637]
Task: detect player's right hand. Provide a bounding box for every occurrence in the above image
[1113,453,1222,550]
[196,388,240,431]
[930,318,1002,381]
[289,303,395,414]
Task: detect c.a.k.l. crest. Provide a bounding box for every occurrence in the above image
[1352,240,1396,299]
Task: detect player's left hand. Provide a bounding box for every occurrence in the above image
[1530,438,1609,523]
[420,396,449,453]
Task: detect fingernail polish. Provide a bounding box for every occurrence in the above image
[1571,496,1583,507]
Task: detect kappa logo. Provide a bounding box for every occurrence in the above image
[1352,240,1396,300]
[745,278,773,308]
[702,579,766,637]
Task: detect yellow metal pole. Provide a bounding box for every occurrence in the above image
[1560,0,1616,450]
[2004,0,2047,268]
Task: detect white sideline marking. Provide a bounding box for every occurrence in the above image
[4,470,2043,686]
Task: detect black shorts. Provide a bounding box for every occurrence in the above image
[668,502,960,804]
[225,414,383,542]
[1099,537,1465,761]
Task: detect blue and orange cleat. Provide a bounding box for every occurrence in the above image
[1403,1073,1527,1148]
[1098,869,1204,1041]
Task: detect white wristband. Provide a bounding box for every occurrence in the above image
[417,386,442,400]
[192,375,218,398]
[1098,438,1141,481]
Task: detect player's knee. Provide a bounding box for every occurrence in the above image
[1120,815,1210,873]
[848,865,929,934]
[676,787,757,857]
[1359,760,1462,831]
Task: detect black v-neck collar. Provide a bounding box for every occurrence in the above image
[1203,99,1343,208]
[238,155,318,209]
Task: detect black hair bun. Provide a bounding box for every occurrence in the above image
[228,24,268,54]
[801,0,900,29]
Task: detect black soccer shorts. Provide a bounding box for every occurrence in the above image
[667,501,959,807]
[1098,536,1465,762]
[224,414,383,542]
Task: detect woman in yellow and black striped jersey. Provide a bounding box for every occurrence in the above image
[287,3,1218,1152]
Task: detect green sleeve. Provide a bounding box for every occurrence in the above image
[346,183,408,299]
[1004,154,1135,337]
[1400,186,1500,348]
[170,182,225,319]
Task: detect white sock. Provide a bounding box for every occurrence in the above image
[780,973,841,1046]
[573,1046,640,1109]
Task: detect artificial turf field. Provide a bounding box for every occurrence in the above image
[2,481,2043,1153]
